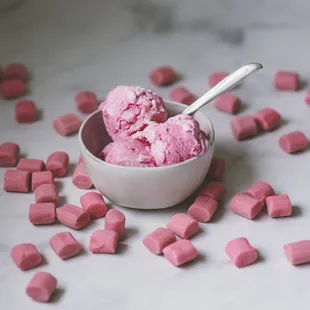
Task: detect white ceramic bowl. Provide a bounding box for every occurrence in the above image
[78,100,215,209]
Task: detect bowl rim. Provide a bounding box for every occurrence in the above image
[78,100,215,171]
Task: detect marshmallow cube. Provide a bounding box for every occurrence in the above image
[188,196,218,223]
[266,195,292,218]
[31,171,54,191]
[0,79,25,98]
[26,272,57,302]
[29,203,56,225]
[169,87,196,105]
[254,108,281,131]
[11,243,41,270]
[0,142,20,167]
[231,115,258,140]
[4,169,30,192]
[35,183,59,204]
[89,230,119,254]
[80,192,108,219]
[279,131,308,154]
[143,228,176,255]
[150,66,177,86]
[163,240,198,267]
[284,240,310,265]
[198,181,225,200]
[208,72,229,87]
[72,162,93,189]
[15,100,37,123]
[274,71,299,91]
[225,237,258,268]
[50,232,81,259]
[104,209,126,237]
[4,63,28,81]
[46,151,69,178]
[229,193,264,219]
[208,157,225,181]
[53,114,82,136]
[17,158,44,172]
[245,181,275,204]
[215,93,241,114]
[56,204,91,230]
[167,213,199,239]
[76,91,98,114]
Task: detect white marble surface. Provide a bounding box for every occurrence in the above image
[1,0,310,309]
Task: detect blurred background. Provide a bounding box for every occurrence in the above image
[1,0,309,101]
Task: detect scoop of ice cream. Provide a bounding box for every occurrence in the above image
[102,140,155,167]
[134,114,207,166]
[99,86,168,140]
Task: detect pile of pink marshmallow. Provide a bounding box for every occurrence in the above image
[0,63,310,304]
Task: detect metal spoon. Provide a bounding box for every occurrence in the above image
[182,62,263,115]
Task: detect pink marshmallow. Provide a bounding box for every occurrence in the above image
[283,240,310,265]
[29,203,56,225]
[89,229,119,254]
[266,195,292,218]
[225,237,258,268]
[4,63,28,81]
[72,162,92,188]
[143,228,176,255]
[72,162,93,189]
[35,183,59,204]
[15,99,37,123]
[208,72,229,87]
[167,213,199,239]
[279,131,308,154]
[4,169,30,192]
[0,142,20,167]
[80,192,108,219]
[214,93,241,114]
[169,87,196,105]
[188,196,218,223]
[11,243,41,270]
[163,239,198,267]
[254,108,281,131]
[17,158,44,172]
[229,193,264,220]
[304,89,310,107]
[26,272,57,303]
[0,79,26,98]
[46,151,69,178]
[49,232,81,259]
[274,71,299,91]
[245,181,275,204]
[76,91,98,113]
[56,204,91,230]
[230,114,258,141]
[53,113,82,136]
[77,155,83,164]
[150,66,177,86]
[31,171,54,191]
[197,181,225,200]
[104,209,126,238]
[208,157,225,181]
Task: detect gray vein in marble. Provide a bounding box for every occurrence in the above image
[0,0,29,17]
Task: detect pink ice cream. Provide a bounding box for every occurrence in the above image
[133,114,207,166]
[102,140,155,167]
[99,86,168,140]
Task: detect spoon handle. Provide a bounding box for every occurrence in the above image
[182,62,263,115]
